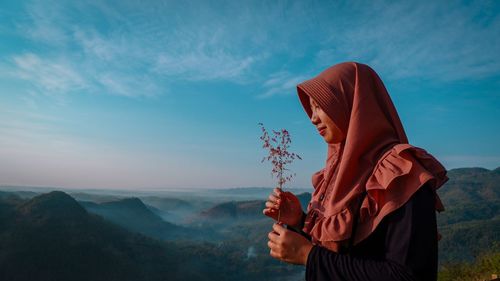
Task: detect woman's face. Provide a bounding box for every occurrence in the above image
[309,96,345,144]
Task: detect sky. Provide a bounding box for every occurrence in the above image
[0,0,499,189]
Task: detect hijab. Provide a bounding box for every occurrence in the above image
[296,62,448,252]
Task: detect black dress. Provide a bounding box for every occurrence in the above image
[302,182,438,281]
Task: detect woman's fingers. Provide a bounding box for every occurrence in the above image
[264,189,287,220]
[265,201,279,209]
[267,229,286,261]
[263,208,277,217]
[267,225,313,265]
[268,230,279,241]
[264,208,291,223]
[273,187,282,197]
[268,193,279,203]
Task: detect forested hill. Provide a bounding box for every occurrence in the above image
[0,166,498,281]
[438,167,499,205]
[0,191,300,281]
[436,167,500,265]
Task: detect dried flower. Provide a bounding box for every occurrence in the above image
[258,122,302,190]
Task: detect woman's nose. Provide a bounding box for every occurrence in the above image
[310,111,319,125]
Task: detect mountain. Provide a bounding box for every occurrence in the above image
[1,166,498,279]
[0,191,180,281]
[19,191,88,220]
[436,167,500,225]
[0,189,39,200]
[194,167,500,265]
[0,191,302,281]
[140,196,192,211]
[69,192,123,203]
[80,197,211,241]
[199,200,265,221]
[0,191,24,205]
[139,196,196,224]
[438,167,499,205]
[436,167,500,263]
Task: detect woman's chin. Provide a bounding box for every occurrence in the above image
[324,136,344,144]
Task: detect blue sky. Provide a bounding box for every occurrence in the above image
[0,0,499,189]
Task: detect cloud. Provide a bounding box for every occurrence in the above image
[6,0,500,101]
[154,51,257,81]
[18,0,69,45]
[97,73,160,98]
[315,1,500,82]
[13,53,87,94]
[8,0,277,99]
[258,71,310,99]
[73,29,121,61]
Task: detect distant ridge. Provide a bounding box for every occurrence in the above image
[198,192,312,221]
[140,196,192,211]
[18,191,87,219]
[80,197,207,241]
[200,200,265,220]
[102,197,152,213]
[439,167,499,205]
[447,167,491,175]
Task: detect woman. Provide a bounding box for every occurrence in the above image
[263,62,449,281]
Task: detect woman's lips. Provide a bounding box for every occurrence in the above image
[318,128,326,135]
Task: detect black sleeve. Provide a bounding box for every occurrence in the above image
[305,183,438,281]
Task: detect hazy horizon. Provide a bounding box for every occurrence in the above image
[1,165,498,191]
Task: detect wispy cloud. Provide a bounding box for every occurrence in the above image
[97,73,160,98]
[154,51,257,81]
[315,1,500,82]
[7,52,161,99]
[7,0,277,99]
[258,71,310,99]
[73,29,122,61]
[13,53,87,94]
[16,0,75,46]
[5,0,499,102]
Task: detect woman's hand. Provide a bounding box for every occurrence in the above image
[267,223,313,265]
[263,188,304,227]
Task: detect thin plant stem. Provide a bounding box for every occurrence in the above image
[258,122,302,224]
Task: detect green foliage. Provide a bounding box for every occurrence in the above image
[438,246,500,281]
[439,218,500,263]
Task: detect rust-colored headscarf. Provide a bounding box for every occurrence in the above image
[296,62,448,253]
